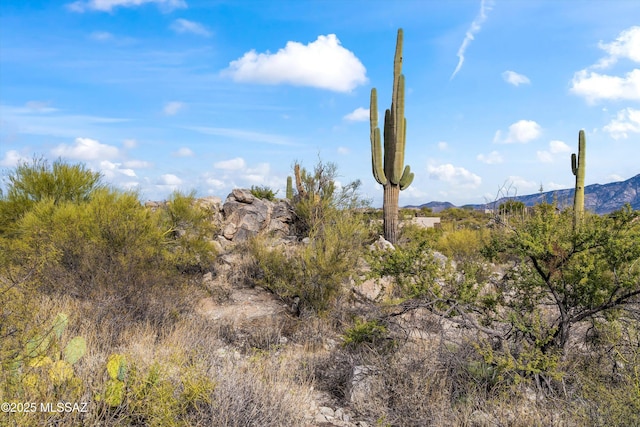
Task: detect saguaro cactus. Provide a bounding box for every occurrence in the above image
[571,130,586,228]
[286,176,293,199]
[370,28,414,244]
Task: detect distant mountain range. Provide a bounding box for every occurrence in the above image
[408,173,640,215]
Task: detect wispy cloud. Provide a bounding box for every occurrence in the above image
[222,34,367,92]
[428,163,481,188]
[172,147,194,157]
[67,0,186,13]
[52,137,120,161]
[170,19,212,37]
[163,101,186,116]
[603,108,640,139]
[476,150,503,164]
[0,150,28,167]
[494,120,542,144]
[214,157,246,171]
[343,107,369,122]
[570,69,640,103]
[571,26,640,103]
[536,141,569,163]
[502,70,530,86]
[594,26,640,69]
[185,126,296,146]
[451,0,494,80]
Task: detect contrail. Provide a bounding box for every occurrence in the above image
[451,0,494,80]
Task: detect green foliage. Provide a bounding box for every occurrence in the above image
[484,203,640,352]
[435,226,489,262]
[251,209,367,313]
[251,160,368,312]
[291,159,367,237]
[366,240,442,299]
[250,185,278,201]
[342,318,388,348]
[0,157,102,235]
[159,190,218,273]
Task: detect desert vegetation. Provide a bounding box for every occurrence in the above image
[1,156,639,427]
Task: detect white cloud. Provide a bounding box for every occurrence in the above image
[571,27,640,103]
[99,160,136,178]
[170,19,211,37]
[222,34,367,92]
[507,175,538,192]
[0,150,27,167]
[536,151,554,163]
[206,177,225,189]
[172,147,194,157]
[451,0,494,79]
[159,174,182,186]
[428,163,481,188]
[537,140,570,163]
[547,181,568,190]
[502,70,530,86]
[52,137,120,161]
[603,108,640,139]
[123,159,152,168]
[25,101,55,112]
[595,26,640,69]
[123,139,137,148]
[163,101,185,116]
[337,146,350,155]
[343,107,369,122]
[570,69,640,103]
[476,150,503,164]
[437,141,448,151]
[549,140,571,153]
[90,31,114,41]
[494,120,541,143]
[186,126,294,146]
[214,157,246,170]
[608,174,624,182]
[67,0,186,13]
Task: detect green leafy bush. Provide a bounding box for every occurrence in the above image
[250,185,277,201]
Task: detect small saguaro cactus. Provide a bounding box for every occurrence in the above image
[571,130,586,228]
[370,28,414,244]
[286,176,293,199]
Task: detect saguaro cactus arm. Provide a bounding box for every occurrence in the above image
[370,88,387,186]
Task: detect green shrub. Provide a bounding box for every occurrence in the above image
[250,185,277,201]
[251,209,367,313]
[342,318,388,349]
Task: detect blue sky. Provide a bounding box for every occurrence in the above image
[1,0,639,206]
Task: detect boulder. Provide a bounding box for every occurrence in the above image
[221,189,295,242]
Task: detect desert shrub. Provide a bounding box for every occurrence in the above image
[434,226,490,262]
[0,160,212,339]
[251,209,367,313]
[157,190,218,273]
[342,318,388,349]
[366,240,443,300]
[249,185,277,201]
[291,159,368,237]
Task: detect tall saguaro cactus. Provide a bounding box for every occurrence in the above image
[370,28,414,244]
[571,130,586,228]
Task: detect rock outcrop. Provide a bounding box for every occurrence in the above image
[221,189,295,243]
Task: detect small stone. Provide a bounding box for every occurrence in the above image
[319,406,334,418]
[314,413,328,423]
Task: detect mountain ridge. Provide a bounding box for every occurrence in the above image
[408,173,640,215]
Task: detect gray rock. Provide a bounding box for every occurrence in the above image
[319,406,334,418]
